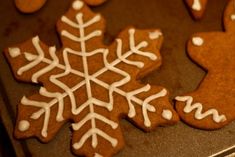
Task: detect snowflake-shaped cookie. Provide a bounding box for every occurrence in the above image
[5,0,178,156]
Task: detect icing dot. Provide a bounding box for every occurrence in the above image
[231,14,235,21]
[192,37,204,46]
[162,110,172,120]
[8,47,21,58]
[72,0,84,10]
[149,31,162,40]
[18,120,30,132]
[192,0,201,11]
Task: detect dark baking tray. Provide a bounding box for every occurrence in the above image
[0,0,235,156]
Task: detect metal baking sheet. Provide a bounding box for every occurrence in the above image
[0,0,234,156]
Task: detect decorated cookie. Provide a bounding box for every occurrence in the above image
[15,0,106,13]
[5,0,179,156]
[185,0,208,20]
[176,0,235,130]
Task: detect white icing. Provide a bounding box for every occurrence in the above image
[17,36,44,76]
[72,113,118,130]
[18,120,30,132]
[142,88,167,127]
[116,39,144,68]
[231,14,235,21]
[17,9,165,152]
[129,28,158,60]
[192,37,204,46]
[73,128,118,149]
[9,47,21,58]
[192,0,201,11]
[162,109,172,120]
[126,85,151,118]
[24,52,38,61]
[21,96,50,137]
[175,96,227,123]
[94,153,103,157]
[149,31,162,40]
[39,87,64,122]
[72,0,84,10]
[32,46,57,83]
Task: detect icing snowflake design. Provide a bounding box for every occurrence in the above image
[6,1,178,157]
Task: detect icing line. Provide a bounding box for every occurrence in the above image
[175,96,227,123]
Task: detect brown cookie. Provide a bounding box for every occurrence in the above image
[5,0,179,156]
[176,0,235,130]
[15,0,47,13]
[185,0,208,20]
[15,0,106,13]
[83,0,107,6]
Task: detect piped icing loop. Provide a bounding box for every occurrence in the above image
[176,96,226,123]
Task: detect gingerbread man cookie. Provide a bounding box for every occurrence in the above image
[176,0,235,130]
[185,0,208,20]
[15,0,107,13]
[5,0,178,156]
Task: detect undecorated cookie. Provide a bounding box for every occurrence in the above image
[15,0,107,13]
[176,0,235,130]
[5,0,179,156]
[15,0,47,13]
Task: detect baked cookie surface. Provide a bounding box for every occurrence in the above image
[5,0,178,156]
[176,0,235,130]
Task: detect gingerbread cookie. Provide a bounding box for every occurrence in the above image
[83,0,107,6]
[5,0,178,156]
[15,0,47,13]
[184,0,208,20]
[176,0,235,130]
[15,0,107,13]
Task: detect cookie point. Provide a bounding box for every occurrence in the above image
[18,120,30,132]
[73,0,84,10]
[8,47,21,58]
[162,109,173,120]
[149,31,162,40]
[192,37,204,46]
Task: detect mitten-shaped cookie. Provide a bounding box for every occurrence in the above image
[176,0,235,130]
[184,0,208,20]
